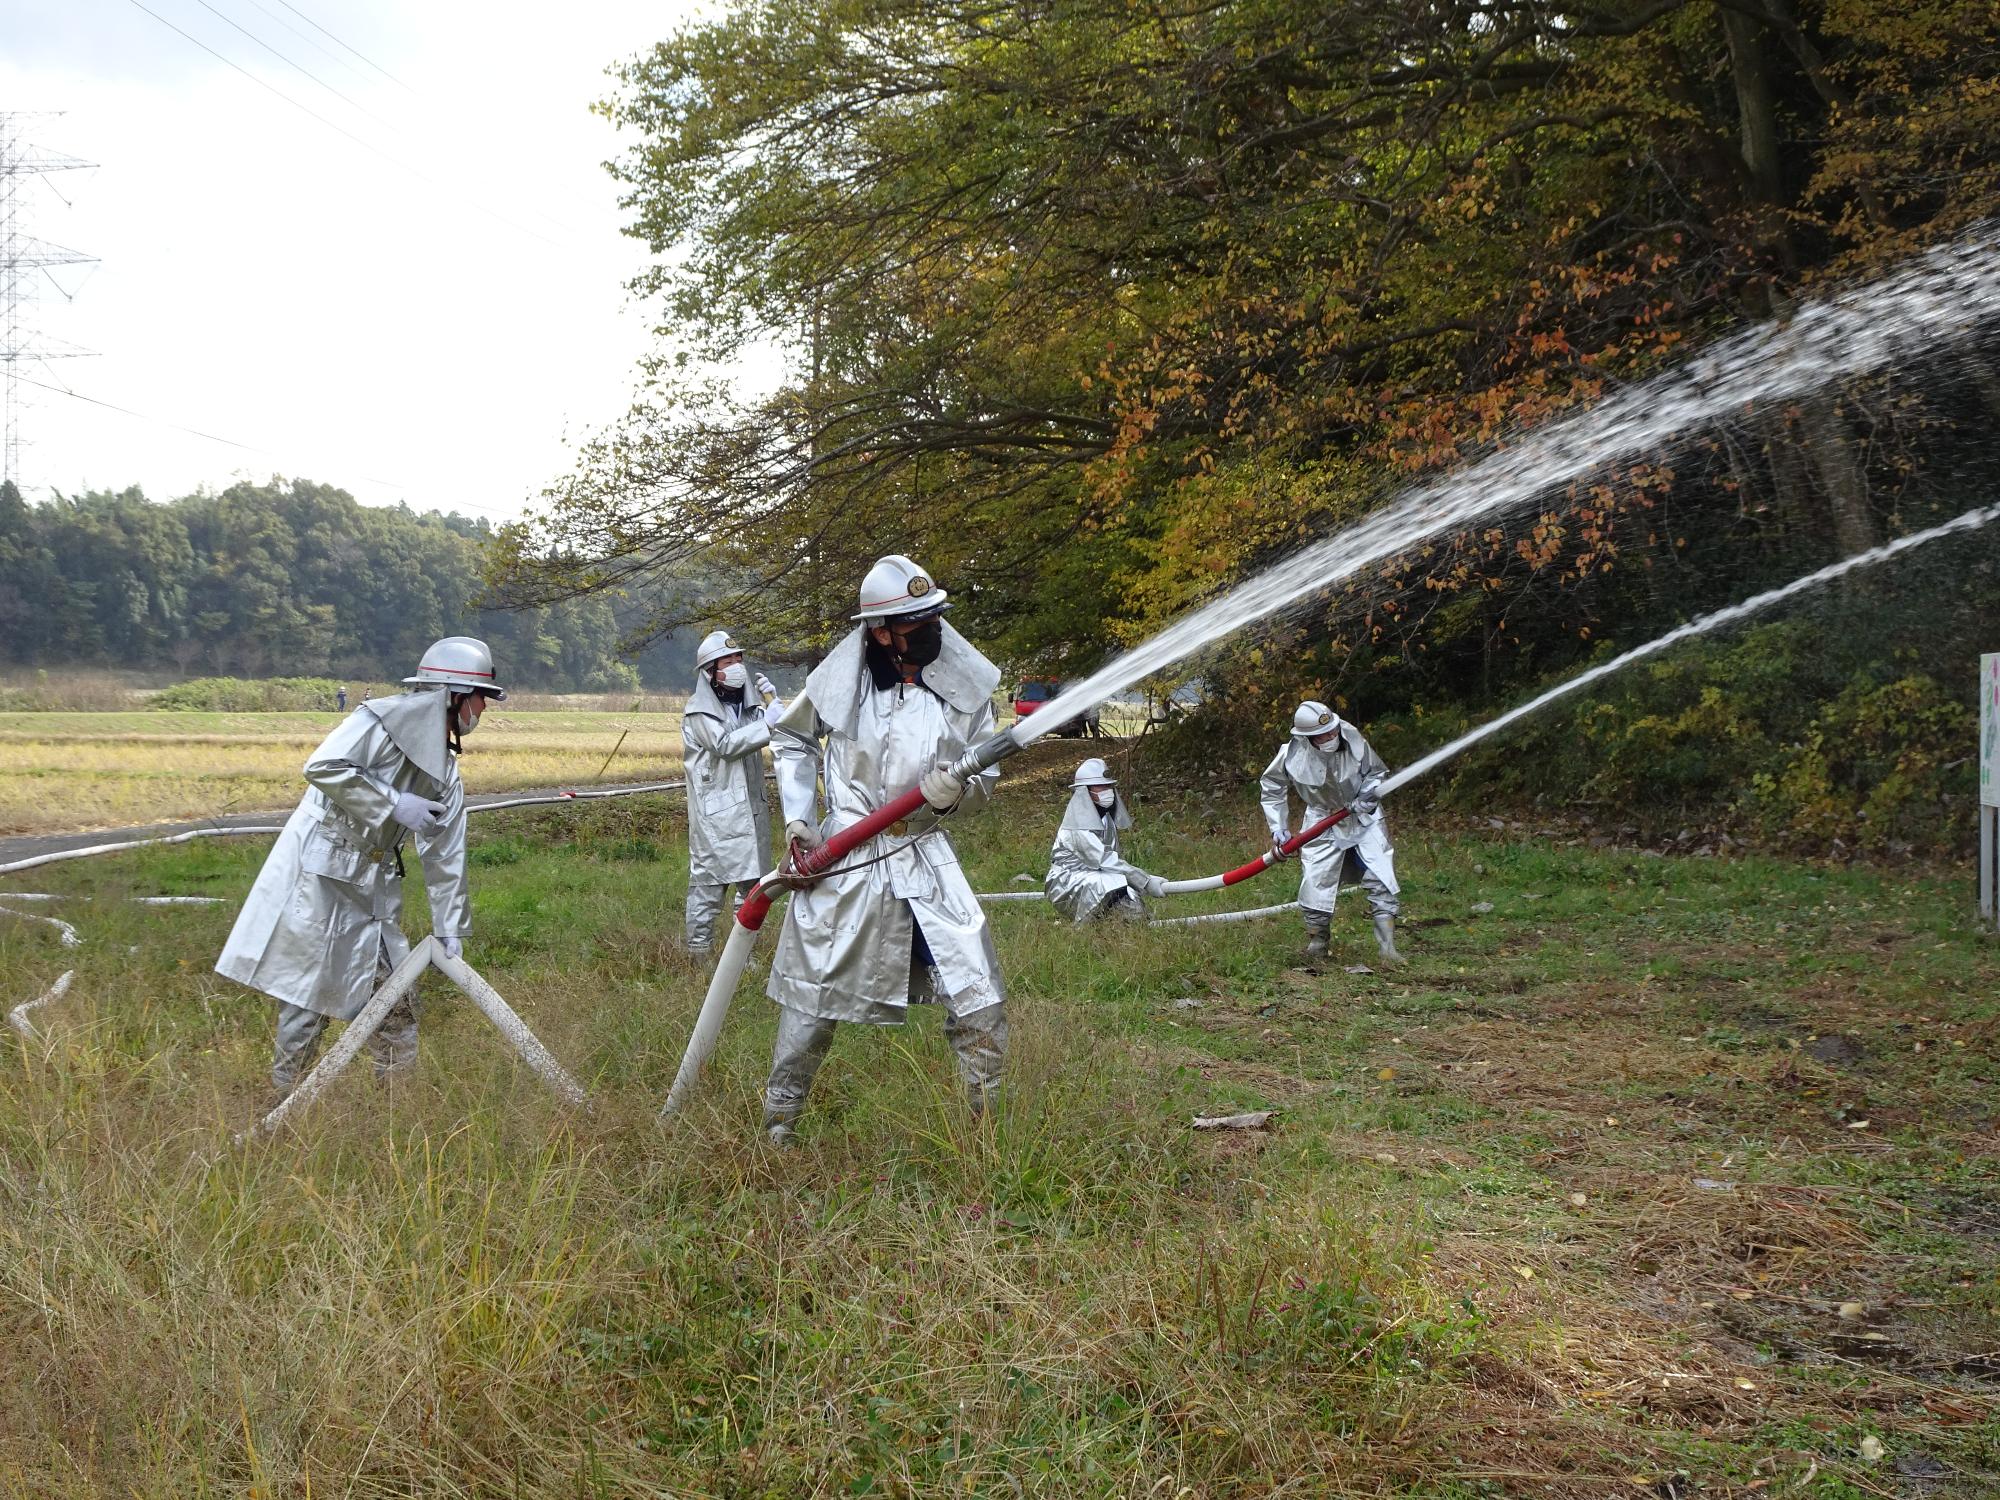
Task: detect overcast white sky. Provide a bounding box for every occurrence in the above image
[2,0,754,523]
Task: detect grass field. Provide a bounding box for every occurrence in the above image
[1,752,1996,1496]
[0,709,691,836]
[0,702,1145,838]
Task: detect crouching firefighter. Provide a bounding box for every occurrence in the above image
[760,554,1008,1144]
[1045,757,1168,922]
[1262,699,1403,963]
[681,629,783,956]
[215,636,504,1094]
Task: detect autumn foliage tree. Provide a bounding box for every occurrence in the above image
[490,0,2000,725]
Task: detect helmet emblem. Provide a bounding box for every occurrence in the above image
[1318,711,1333,726]
[907,575,932,598]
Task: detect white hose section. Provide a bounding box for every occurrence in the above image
[1160,873,1230,895]
[7,970,75,1040]
[661,915,763,1118]
[0,777,702,878]
[1148,901,1294,928]
[976,890,1048,902]
[0,903,81,947]
[243,937,438,1140]
[431,948,588,1107]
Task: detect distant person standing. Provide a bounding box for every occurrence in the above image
[336,684,348,712]
[680,629,783,956]
[1262,700,1403,963]
[216,636,505,1095]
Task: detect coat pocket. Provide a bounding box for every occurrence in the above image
[298,825,376,885]
[699,779,747,816]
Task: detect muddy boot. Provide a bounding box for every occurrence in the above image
[1302,910,1331,961]
[1372,912,1405,964]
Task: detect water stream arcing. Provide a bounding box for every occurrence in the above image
[1017,228,2000,742]
[1379,499,2000,798]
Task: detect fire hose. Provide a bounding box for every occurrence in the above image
[660,726,1022,1116]
[659,726,1373,1115]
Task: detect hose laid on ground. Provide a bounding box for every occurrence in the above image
[0,778,699,877]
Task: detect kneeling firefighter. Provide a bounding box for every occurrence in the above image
[760,554,1007,1144]
[1044,757,1168,922]
[681,629,783,955]
[1261,699,1403,962]
[215,636,504,1093]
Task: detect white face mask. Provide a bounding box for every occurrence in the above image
[1090,787,1117,810]
[717,662,748,690]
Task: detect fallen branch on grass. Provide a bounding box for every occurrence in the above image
[1192,1110,1277,1131]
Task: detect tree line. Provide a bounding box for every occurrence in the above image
[0,478,703,691]
[488,0,2000,741]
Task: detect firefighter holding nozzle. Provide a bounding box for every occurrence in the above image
[1262,699,1404,963]
[758,555,1008,1144]
[216,636,504,1094]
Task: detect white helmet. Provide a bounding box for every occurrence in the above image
[694,629,743,670]
[1290,700,1339,738]
[852,553,950,622]
[404,636,507,699]
[1070,757,1116,788]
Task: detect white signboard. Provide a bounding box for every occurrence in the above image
[1985,653,2000,808]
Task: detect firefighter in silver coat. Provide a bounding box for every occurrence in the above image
[1045,757,1168,921]
[761,555,1007,1142]
[681,629,783,954]
[216,636,505,1092]
[1261,700,1403,962]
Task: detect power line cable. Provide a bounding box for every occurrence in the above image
[185,0,391,128]
[17,367,528,520]
[236,0,372,87]
[269,0,414,92]
[117,0,569,251]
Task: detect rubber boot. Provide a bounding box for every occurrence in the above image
[1302,910,1331,961]
[1372,912,1405,964]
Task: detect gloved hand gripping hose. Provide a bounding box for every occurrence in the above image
[659,728,1021,1117]
[1160,805,1356,895]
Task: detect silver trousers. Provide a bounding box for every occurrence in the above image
[685,879,749,951]
[1304,849,1399,921]
[272,985,420,1095]
[763,1000,1008,1127]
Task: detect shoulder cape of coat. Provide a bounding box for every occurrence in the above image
[800,623,1001,738]
[360,688,452,788]
[1059,784,1131,832]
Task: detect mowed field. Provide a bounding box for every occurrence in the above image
[1,751,1997,1496]
[0,709,691,836]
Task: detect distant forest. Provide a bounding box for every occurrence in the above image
[0,479,700,691]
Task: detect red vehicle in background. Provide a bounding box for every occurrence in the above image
[1011,679,1101,737]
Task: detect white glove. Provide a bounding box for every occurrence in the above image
[777,819,826,889]
[785,818,823,853]
[1352,782,1382,816]
[1270,830,1293,862]
[393,791,446,832]
[438,936,463,960]
[919,765,965,811]
[754,671,778,702]
[1142,872,1169,899]
[761,695,785,720]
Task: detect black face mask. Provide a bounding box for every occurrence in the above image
[896,616,944,667]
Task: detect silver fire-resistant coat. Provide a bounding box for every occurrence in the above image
[215,690,471,1019]
[681,672,776,885]
[766,623,1005,1024]
[1259,723,1400,915]
[1044,785,1150,920]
